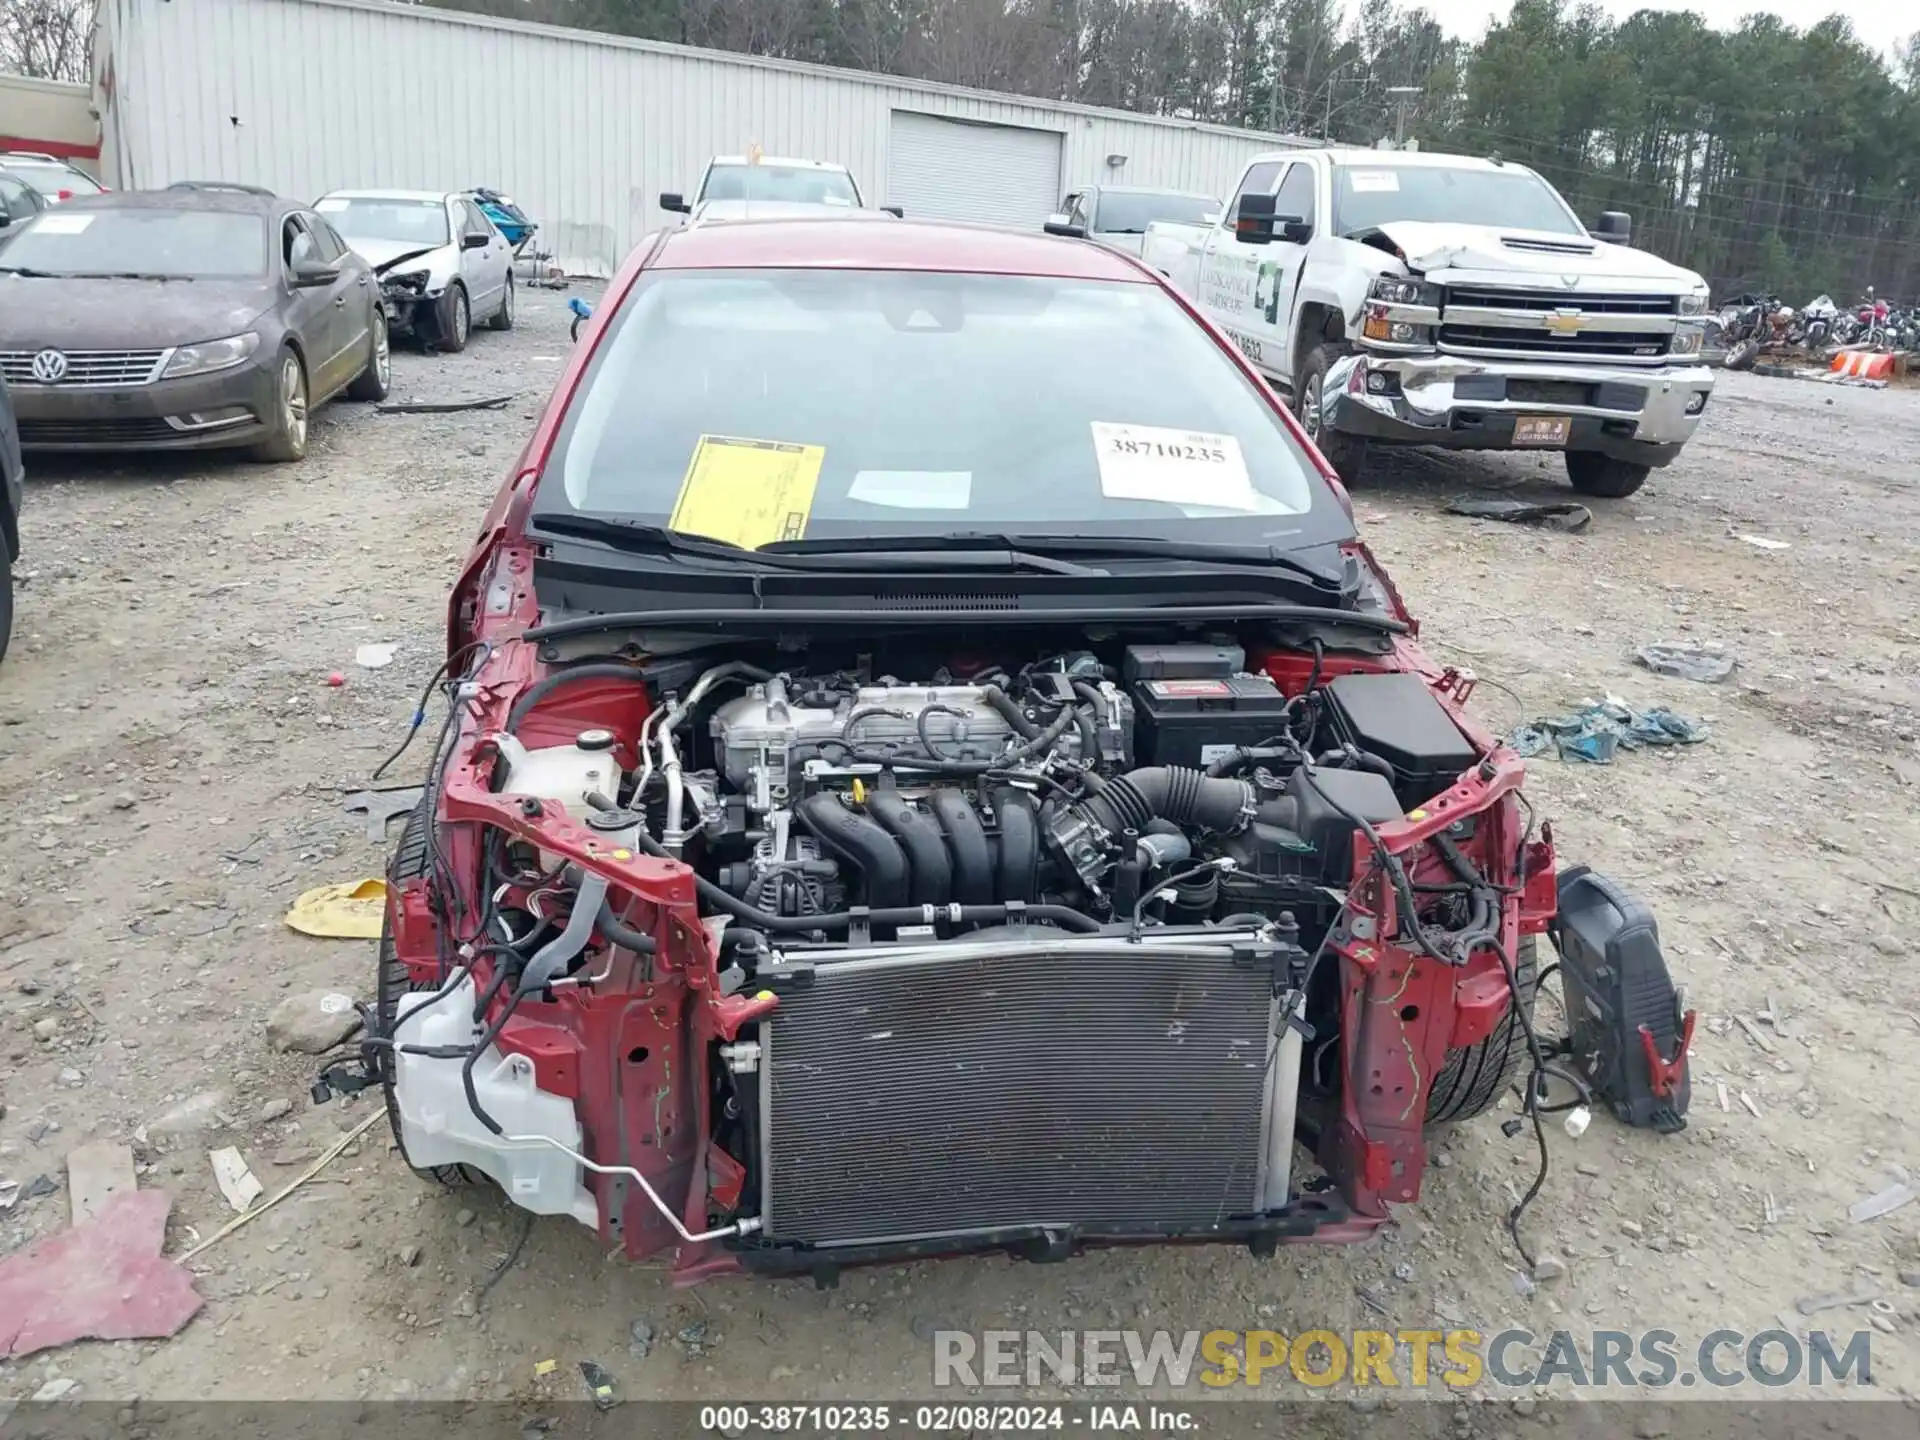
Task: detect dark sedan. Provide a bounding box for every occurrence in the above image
[0,190,390,460]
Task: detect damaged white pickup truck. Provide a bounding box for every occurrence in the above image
[1142,148,1714,497]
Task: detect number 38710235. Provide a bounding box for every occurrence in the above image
[1105,437,1229,464]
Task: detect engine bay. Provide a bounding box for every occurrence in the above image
[380,625,1554,1272]
[498,639,1482,939]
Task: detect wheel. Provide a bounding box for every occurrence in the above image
[1295,343,1367,485]
[346,309,392,402]
[438,284,470,353]
[0,523,13,667]
[249,348,309,462]
[487,272,515,331]
[1725,338,1759,371]
[378,801,475,1188]
[1565,451,1651,499]
[1426,937,1538,1124]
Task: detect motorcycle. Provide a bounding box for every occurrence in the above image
[1794,293,1838,351]
[1719,293,1787,371]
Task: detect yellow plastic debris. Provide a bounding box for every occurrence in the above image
[283,879,389,939]
[534,1358,558,1377]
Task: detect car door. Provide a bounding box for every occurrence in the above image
[1255,160,1319,385]
[456,198,506,319]
[279,214,350,396]
[1198,161,1286,375]
[304,211,372,385]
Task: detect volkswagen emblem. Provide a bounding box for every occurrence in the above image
[29,348,69,384]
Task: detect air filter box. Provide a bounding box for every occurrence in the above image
[1319,672,1477,805]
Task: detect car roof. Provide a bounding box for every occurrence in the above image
[707,155,850,173]
[651,216,1153,281]
[1085,184,1218,198]
[320,188,453,203]
[60,188,287,215]
[1315,148,1534,173]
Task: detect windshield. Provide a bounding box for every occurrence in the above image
[315,196,449,247]
[1332,164,1581,237]
[1094,193,1218,234]
[539,269,1338,548]
[0,206,267,278]
[7,161,103,198]
[700,165,860,207]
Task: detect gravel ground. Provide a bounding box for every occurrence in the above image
[2,290,1918,1416]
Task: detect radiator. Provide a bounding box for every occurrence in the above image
[757,932,1279,1247]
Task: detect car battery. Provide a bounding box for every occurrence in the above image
[1131,673,1294,771]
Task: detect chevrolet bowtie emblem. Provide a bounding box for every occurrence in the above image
[1545,308,1584,335]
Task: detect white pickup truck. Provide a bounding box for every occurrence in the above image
[1142,148,1714,497]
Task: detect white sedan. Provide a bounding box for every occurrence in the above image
[314,189,514,351]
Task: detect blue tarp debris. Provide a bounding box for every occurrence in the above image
[1508,700,1709,764]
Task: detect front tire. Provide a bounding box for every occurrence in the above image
[1295,344,1367,486]
[378,801,475,1188]
[0,523,14,667]
[438,284,470,353]
[346,309,392,402]
[487,273,515,331]
[1725,338,1759,371]
[1426,937,1538,1124]
[249,348,309,463]
[1566,451,1651,499]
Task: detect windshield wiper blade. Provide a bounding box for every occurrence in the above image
[0,266,63,277]
[532,514,1102,575]
[881,532,1354,595]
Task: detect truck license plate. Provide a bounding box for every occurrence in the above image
[1513,415,1572,447]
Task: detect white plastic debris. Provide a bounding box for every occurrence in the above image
[210,1147,264,1212]
[355,642,398,670]
[1739,534,1791,550]
[1563,1105,1592,1139]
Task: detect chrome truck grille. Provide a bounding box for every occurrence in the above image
[756,930,1281,1247]
[1439,287,1678,362]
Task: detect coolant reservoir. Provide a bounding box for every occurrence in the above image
[494,729,627,866]
[495,728,623,814]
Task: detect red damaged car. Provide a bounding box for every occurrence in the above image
[368,217,1689,1286]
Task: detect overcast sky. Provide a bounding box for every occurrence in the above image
[1427,0,1912,62]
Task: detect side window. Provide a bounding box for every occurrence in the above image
[460,199,493,240]
[302,213,346,263]
[0,175,41,221]
[1273,162,1316,228]
[1228,161,1285,214]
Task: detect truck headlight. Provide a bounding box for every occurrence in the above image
[162,332,260,379]
[1678,293,1709,316]
[1671,328,1704,356]
[1368,276,1442,307]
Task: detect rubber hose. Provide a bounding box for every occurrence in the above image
[596,897,658,953]
[1318,746,1397,781]
[992,786,1039,902]
[928,789,995,905]
[794,793,911,909]
[1069,766,1253,839]
[505,662,648,733]
[981,683,1040,739]
[865,791,954,906]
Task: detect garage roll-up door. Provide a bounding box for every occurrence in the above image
[886,111,1064,230]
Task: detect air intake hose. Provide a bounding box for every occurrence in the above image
[1047,766,1253,884]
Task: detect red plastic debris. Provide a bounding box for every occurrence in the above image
[326,672,346,688]
[0,1190,202,1356]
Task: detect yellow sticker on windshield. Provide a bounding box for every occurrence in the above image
[668,434,825,550]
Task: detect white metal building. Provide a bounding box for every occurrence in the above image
[95,0,1310,276]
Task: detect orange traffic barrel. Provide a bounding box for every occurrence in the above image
[1831,349,1895,379]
